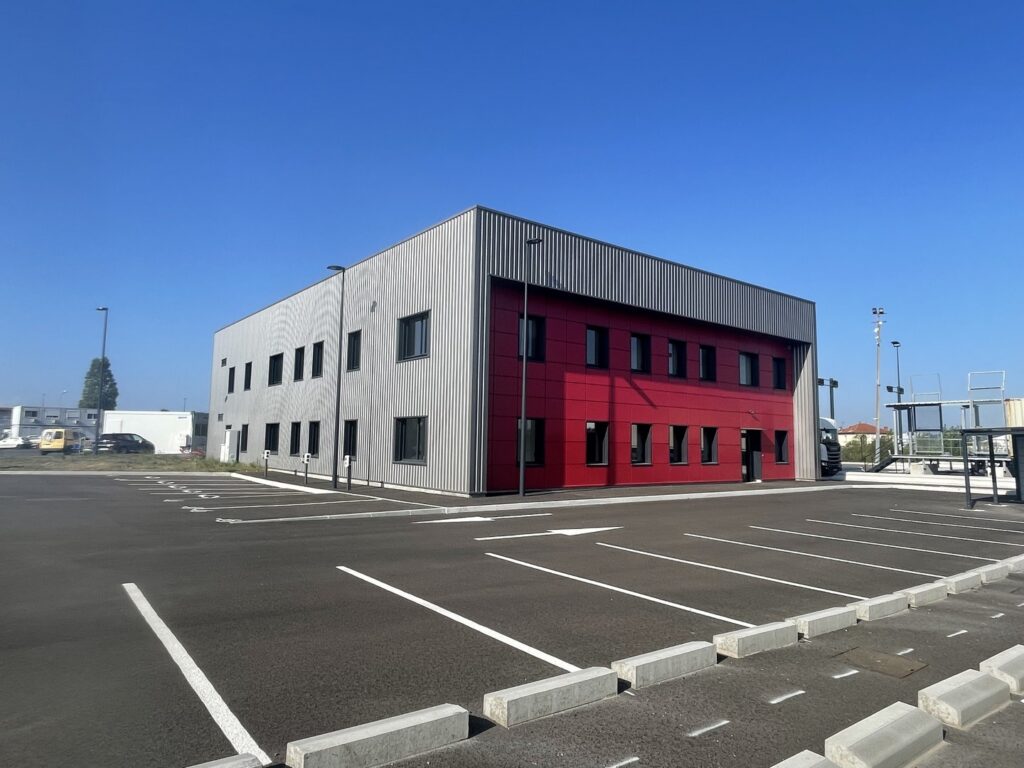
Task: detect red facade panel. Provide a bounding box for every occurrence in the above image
[486,280,797,492]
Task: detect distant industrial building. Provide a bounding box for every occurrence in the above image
[838,422,891,447]
[208,206,820,495]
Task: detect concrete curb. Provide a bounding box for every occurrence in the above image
[483,667,618,727]
[972,563,1010,583]
[823,701,942,768]
[788,607,857,639]
[770,750,838,767]
[714,621,798,658]
[284,703,468,768]
[1002,554,1024,573]
[611,641,716,688]
[979,645,1024,694]
[917,669,1010,728]
[848,594,908,621]
[942,571,982,594]
[898,582,947,608]
[186,756,263,768]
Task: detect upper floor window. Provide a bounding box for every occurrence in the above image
[398,311,430,361]
[294,346,305,382]
[586,326,609,368]
[699,345,717,382]
[772,357,787,390]
[227,366,235,393]
[668,339,687,378]
[243,362,252,390]
[739,352,759,387]
[268,353,284,386]
[630,333,651,373]
[347,330,362,371]
[518,315,545,361]
[311,341,324,378]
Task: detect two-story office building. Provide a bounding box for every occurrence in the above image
[208,206,819,495]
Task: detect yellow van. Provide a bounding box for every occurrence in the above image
[39,428,87,455]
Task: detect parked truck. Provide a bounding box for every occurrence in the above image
[820,417,842,476]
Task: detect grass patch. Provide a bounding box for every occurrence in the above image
[0,452,262,473]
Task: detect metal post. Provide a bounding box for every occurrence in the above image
[962,432,972,508]
[347,458,353,491]
[95,307,109,449]
[893,343,903,454]
[872,307,885,464]
[828,382,836,420]
[518,237,542,497]
[328,266,347,489]
[264,454,269,478]
[989,435,998,503]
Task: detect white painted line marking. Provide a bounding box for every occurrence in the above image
[768,690,806,704]
[687,719,729,737]
[947,629,968,638]
[413,513,552,524]
[684,533,942,578]
[623,690,636,697]
[485,552,754,627]
[605,758,639,768]
[230,473,336,495]
[186,499,387,512]
[832,670,859,679]
[1018,601,1024,607]
[895,648,914,656]
[336,566,579,672]
[893,508,1024,526]
[121,583,270,765]
[854,513,1024,535]
[752,526,999,562]
[806,519,1024,548]
[991,613,1005,619]
[476,526,622,541]
[597,542,866,599]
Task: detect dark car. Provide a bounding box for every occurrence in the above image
[96,433,155,454]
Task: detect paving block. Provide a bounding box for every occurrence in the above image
[898,582,948,608]
[973,563,1010,583]
[788,606,857,638]
[943,571,982,594]
[285,703,468,768]
[918,668,1010,728]
[1002,554,1024,573]
[713,621,798,658]
[483,667,617,727]
[187,756,263,768]
[770,749,838,767]
[824,701,942,768]
[979,645,1024,694]
[611,641,716,688]
[848,594,908,621]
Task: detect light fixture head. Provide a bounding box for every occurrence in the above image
[526,237,543,245]
[891,340,901,348]
[326,265,345,272]
[96,306,108,311]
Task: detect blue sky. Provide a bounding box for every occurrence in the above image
[2,1,1021,424]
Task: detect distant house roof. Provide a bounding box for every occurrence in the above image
[840,422,891,434]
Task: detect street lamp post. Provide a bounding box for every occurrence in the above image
[327,265,347,489]
[871,307,885,464]
[817,377,839,420]
[519,237,543,497]
[95,307,109,448]
[891,340,903,454]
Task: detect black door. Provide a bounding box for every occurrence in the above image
[741,429,762,482]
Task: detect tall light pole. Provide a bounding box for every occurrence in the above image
[519,237,543,497]
[817,377,839,420]
[872,307,885,464]
[95,307,109,448]
[891,340,903,454]
[327,265,347,489]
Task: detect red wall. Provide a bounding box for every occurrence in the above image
[486,279,797,492]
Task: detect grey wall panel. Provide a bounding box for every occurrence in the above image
[792,338,820,480]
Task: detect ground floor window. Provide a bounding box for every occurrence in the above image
[775,430,789,463]
[516,418,545,466]
[308,421,320,457]
[289,422,301,456]
[394,417,427,463]
[701,427,718,464]
[586,421,609,465]
[669,425,688,464]
[240,424,248,453]
[264,423,279,454]
[343,420,358,458]
[631,423,652,464]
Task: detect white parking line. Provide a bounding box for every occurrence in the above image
[991,613,1005,619]
[892,509,1024,525]
[485,552,754,627]
[413,513,552,525]
[683,533,942,578]
[895,648,914,656]
[596,542,866,599]
[808,519,1024,548]
[750,526,999,562]
[768,690,805,704]
[832,670,859,679]
[687,719,729,737]
[947,630,968,638]
[186,498,388,512]
[605,758,639,768]
[336,566,579,672]
[163,493,310,501]
[121,583,270,765]
[853,513,1024,535]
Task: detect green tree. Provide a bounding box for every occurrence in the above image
[79,357,119,410]
[842,434,894,466]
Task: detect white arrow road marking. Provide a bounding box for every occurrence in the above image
[413,513,552,524]
[476,526,622,541]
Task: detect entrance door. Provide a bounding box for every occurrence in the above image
[740,429,762,482]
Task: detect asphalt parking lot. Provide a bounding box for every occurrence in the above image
[1,474,1022,767]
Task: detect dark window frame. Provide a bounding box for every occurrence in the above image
[775,430,789,463]
[669,425,688,464]
[289,421,302,456]
[294,346,305,382]
[630,333,651,374]
[343,419,358,458]
[668,339,687,378]
[586,326,609,369]
[700,426,719,464]
[393,416,427,464]
[311,341,325,378]
[268,353,284,386]
[240,424,248,453]
[631,423,652,465]
[699,345,717,382]
[516,418,545,466]
[586,421,610,466]
[243,362,252,391]
[397,311,431,361]
[346,330,362,371]
[772,357,787,390]
[517,314,546,362]
[739,352,759,387]
[264,423,280,454]
[227,366,235,394]
[307,421,320,457]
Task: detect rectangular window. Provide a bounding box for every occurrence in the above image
[308,421,320,457]
[775,430,789,463]
[397,311,430,360]
[586,421,609,465]
[701,427,719,464]
[668,339,687,378]
[243,362,252,390]
[217,413,223,422]
[221,358,227,367]
[631,423,652,464]
[25,409,38,418]
[630,333,651,373]
[772,357,787,390]
[264,423,280,454]
[346,330,362,371]
[739,352,759,387]
[669,425,688,464]
[699,345,717,382]
[394,417,427,463]
[268,353,284,386]
[289,421,301,456]
[343,420,358,458]
[516,418,545,466]
[240,424,248,453]
[517,315,546,361]
[586,326,609,368]
[294,346,305,382]
[311,341,324,378]
[86,412,97,420]
[227,366,235,393]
